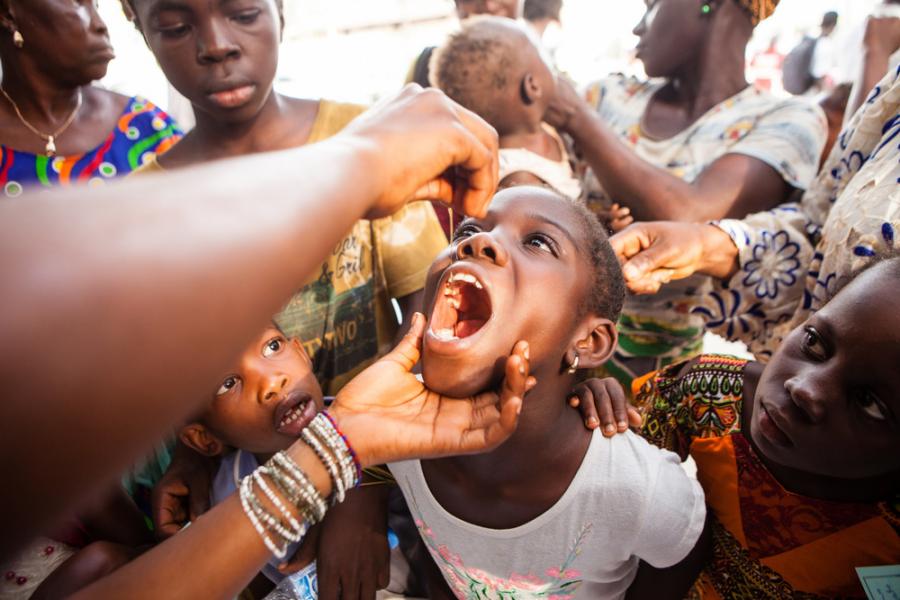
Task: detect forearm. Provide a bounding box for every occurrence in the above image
[0,138,377,557]
[848,46,895,119]
[72,442,332,599]
[566,107,708,222]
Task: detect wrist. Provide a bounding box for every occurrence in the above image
[321,134,387,219]
[699,224,739,280]
[562,101,594,139]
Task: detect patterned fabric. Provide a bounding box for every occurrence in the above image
[0,537,76,599]
[0,96,181,197]
[584,75,826,381]
[135,100,448,395]
[636,354,745,460]
[634,355,900,599]
[705,66,900,358]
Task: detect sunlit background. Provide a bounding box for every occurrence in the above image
[101,0,883,128]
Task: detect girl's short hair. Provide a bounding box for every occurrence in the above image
[564,197,626,322]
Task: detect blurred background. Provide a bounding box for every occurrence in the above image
[101,0,884,127]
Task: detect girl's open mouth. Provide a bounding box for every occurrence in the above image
[428,270,493,343]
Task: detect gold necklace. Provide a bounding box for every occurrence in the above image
[0,87,83,157]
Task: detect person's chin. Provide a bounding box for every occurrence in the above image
[421,353,500,398]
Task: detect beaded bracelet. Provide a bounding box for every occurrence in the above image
[301,428,346,503]
[308,417,356,493]
[251,468,306,540]
[321,411,363,485]
[239,475,290,559]
[238,413,363,559]
[272,452,328,523]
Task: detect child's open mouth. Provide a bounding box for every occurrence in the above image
[428,269,493,344]
[274,390,318,437]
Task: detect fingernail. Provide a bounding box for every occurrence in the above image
[519,363,526,375]
[516,403,522,415]
[523,344,530,360]
[624,265,638,280]
[604,424,615,434]
[617,421,628,429]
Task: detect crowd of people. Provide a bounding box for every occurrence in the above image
[0,0,897,598]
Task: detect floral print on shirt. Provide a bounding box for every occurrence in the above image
[416,517,591,600]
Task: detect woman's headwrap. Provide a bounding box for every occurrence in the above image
[734,0,780,26]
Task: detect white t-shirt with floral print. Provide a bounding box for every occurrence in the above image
[389,429,705,599]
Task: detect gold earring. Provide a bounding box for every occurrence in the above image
[12,30,23,48]
[566,353,580,374]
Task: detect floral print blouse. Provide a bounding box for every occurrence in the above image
[703,66,900,358]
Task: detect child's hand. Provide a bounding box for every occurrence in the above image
[279,485,391,599]
[597,203,634,232]
[569,377,642,437]
[150,442,217,540]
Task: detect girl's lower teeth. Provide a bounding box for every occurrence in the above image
[435,328,457,341]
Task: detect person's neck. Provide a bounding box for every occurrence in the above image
[0,56,83,125]
[437,368,592,486]
[742,365,898,503]
[668,28,748,120]
[182,91,315,163]
[499,119,559,160]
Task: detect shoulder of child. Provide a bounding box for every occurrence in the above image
[586,431,706,568]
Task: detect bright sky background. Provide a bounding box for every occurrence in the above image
[99,0,883,126]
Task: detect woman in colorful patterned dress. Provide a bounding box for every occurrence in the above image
[628,255,900,598]
[545,0,826,389]
[611,65,900,360]
[0,0,181,198]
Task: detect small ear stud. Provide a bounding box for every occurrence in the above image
[12,30,23,48]
[566,353,580,374]
[701,3,712,15]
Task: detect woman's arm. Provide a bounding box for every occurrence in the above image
[846,16,900,121]
[72,443,332,600]
[547,79,800,223]
[72,315,532,599]
[0,86,499,558]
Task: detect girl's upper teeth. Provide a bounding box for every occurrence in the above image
[448,272,483,289]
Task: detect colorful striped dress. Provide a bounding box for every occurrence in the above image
[0,96,181,197]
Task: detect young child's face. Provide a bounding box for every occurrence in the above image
[752,265,900,480]
[131,0,281,123]
[195,326,324,456]
[421,188,595,397]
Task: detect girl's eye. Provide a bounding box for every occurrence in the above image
[232,10,261,25]
[524,233,556,255]
[800,326,827,361]
[263,338,283,357]
[452,223,481,242]
[216,376,239,396]
[857,391,888,422]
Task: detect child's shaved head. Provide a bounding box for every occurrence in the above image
[430,16,534,127]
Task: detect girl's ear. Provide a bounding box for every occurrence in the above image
[179,424,225,457]
[569,316,617,370]
[520,72,542,105]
